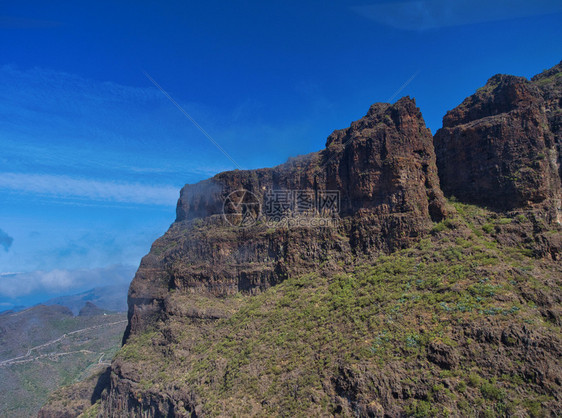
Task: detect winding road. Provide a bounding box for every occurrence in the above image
[0,319,127,367]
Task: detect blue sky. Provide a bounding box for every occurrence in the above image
[1,0,561,310]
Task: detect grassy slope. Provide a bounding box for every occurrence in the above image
[113,201,561,417]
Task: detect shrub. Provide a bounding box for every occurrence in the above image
[480,382,505,400]
[406,400,433,417]
[516,214,527,223]
[468,373,481,387]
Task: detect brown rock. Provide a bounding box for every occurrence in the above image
[427,341,459,370]
[434,71,561,222]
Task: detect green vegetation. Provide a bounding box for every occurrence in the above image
[0,310,126,418]
[114,201,561,416]
[80,401,101,418]
[533,71,562,86]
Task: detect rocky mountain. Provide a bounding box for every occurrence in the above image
[123,96,448,345]
[434,68,561,221]
[40,62,561,417]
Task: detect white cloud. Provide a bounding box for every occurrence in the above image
[0,265,135,298]
[0,172,179,205]
[353,0,562,31]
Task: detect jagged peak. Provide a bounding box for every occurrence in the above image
[365,96,418,118]
[175,95,444,224]
[435,61,561,216]
[326,96,424,148]
[442,73,541,128]
[485,73,528,87]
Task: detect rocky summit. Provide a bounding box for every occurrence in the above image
[41,62,561,417]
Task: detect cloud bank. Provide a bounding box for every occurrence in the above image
[0,264,136,298]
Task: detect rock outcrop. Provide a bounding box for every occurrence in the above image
[38,368,111,418]
[532,61,562,187]
[434,63,562,224]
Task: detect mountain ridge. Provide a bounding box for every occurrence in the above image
[44,284,129,315]
[40,61,561,417]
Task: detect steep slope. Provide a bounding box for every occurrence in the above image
[77,202,560,417]
[40,63,562,417]
[101,97,451,416]
[109,205,561,417]
[532,61,562,185]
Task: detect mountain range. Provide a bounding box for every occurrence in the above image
[44,284,129,315]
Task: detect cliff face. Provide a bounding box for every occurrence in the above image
[40,62,562,418]
[176,98,446,223]
[124,97,447,342]
[532,62,562,185]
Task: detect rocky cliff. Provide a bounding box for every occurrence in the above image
[434,66,561,222]
[123,97,447,343]
[40,62,562,418]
